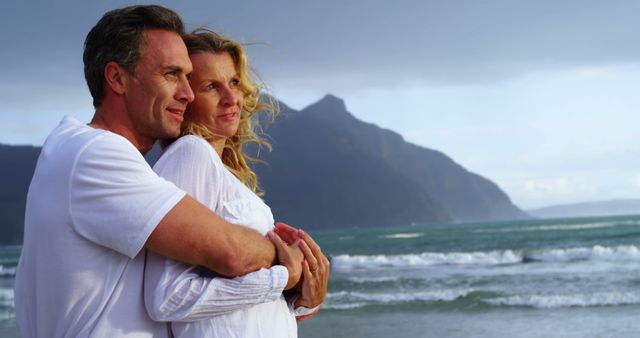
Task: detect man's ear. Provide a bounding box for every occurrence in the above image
[104,61,128,95]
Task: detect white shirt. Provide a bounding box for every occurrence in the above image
[14,116,185,338]
[144,135,297,338]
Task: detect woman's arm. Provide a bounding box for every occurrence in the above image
[144,228,303,321]
[144,251,288,321]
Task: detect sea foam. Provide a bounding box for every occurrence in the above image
[332,250,522,271]
[346,276,401,283]
[380,232,424,239]
[487,291,640,308]
[0,288,14,308]
[528,245,640,262]
[0,311,15,321]
[0,265,16,277]
[324,289,474,309]
[474,221,621,234]
[331,245,640,272]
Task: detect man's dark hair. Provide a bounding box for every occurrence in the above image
[83,5,185,108]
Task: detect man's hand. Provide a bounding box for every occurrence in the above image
[275,223,330,308]
[268,231,303,290]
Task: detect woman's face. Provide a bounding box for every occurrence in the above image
[186,52,243,142]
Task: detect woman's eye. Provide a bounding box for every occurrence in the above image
[230,78,240,87]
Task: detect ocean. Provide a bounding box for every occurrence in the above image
[2,215,640,337]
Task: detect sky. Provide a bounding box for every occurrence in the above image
[2,0,640,209]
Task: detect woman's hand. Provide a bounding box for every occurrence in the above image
[275,223,330,308]
[267,231,303,290]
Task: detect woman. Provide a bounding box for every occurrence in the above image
[144,29,328,337]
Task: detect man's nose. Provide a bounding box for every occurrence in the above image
[177,76,195,103]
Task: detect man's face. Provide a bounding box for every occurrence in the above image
[124,29,194,144]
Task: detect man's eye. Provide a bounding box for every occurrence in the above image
[207,83,217,90]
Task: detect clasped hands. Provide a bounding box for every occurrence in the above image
[267,222,330,312]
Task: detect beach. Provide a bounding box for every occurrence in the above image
[299,306,639,337]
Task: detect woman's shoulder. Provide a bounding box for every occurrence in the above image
[162,135,215,159]
[155,135,222,169]
[169,134,211,150]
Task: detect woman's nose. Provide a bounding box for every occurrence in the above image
[220,86,240,106]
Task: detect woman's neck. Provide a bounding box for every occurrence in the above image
[209,138,226,157]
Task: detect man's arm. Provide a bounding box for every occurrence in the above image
[146,195,276,277]
[144,227,304,322]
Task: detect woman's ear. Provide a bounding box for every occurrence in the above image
[103,61,128,95]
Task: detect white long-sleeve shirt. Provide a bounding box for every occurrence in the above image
[144,135,297,338]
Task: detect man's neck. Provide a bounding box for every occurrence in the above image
[90,108,155,155]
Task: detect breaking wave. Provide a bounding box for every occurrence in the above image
[324,289,474,309]
[324,289,640,310]
[380,232,424,239]
[331,245,640,271]
[527,245,640,262]
[0,288,14,308]
[486,292,640,308]
[332,250,521,271]
[0,265,16,277]
[474,221,621,233]
[345,276,402,283]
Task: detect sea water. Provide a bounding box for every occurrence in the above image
[2,216,640,337]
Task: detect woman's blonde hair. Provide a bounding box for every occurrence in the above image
[179,28,278,193]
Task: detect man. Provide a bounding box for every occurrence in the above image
[15,5,328,337]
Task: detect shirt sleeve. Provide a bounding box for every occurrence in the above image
[69,134,185,258]
[285,293,322,319]
[145,251,288,321]
[144,135,288,321]
[152,135,222,210]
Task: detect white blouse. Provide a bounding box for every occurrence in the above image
[144,135,297,338]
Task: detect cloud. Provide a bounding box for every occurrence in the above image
[210,0,640,87]
[502,171,640,209]
[523,177,594,196]
[4,1,640,90]
[503,176,595,209]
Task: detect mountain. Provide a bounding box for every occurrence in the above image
[252,95,528,228]
[0,94,529,244]
[528,199,640,219]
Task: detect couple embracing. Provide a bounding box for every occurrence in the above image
[15,5,329,338]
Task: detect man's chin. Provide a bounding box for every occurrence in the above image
[162,126,182,139]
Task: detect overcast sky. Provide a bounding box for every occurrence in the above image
[2,0,640,209]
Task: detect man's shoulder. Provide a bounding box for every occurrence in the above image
[37,116,147,181]
[45,116,138,159]
[44,116,110,151]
